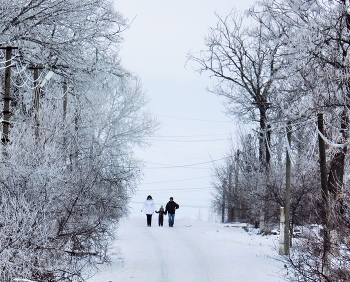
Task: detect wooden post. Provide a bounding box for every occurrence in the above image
[279,207,286,255]
[1,46,18,145]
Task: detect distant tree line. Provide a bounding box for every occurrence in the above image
[190,0,350,280]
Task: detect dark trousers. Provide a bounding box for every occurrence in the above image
[158,215,164,226]
[146,214,152,226]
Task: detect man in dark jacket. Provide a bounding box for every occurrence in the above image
[165,197,179,227]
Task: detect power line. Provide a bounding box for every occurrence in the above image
[157,114,232,123]
[144,157,227,169]
[141,175,210,184]
[150,133,232,138]
[130,201,211,208]
[147,138,228,142]
[138,187,212,191]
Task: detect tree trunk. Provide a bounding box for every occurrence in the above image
[258,108,270,233]
[259,109,270,170]
[221,182,226,223]
[227,165,234,222]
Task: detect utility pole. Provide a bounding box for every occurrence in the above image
[284,121,292,255]
[234,150,240,222]
[279,207,286,255]
[228,164,233,222]
[1,46,18,145]
[317,113,331,278]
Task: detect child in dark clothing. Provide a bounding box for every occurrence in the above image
[155,205,166,226]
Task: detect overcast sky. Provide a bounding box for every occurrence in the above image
[113,0,256,220]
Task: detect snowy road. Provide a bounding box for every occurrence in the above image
[87,217,286,282]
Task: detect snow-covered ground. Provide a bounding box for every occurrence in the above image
[87,216,287,282]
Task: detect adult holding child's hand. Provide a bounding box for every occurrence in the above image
[165,197,179,227]
[141,195,157,227]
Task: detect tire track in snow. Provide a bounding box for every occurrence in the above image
[147,226,169,282]
[177,225,212,282]
[152,220,212,282]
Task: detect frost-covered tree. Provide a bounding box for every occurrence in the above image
[188,10,288,231]
[199,0,350,254]
[0,0,157,281]
[211,133,268,226]
[0,0,126,76]
[252,0,350,280]
[188,11,285,169]
[0,73,154,281]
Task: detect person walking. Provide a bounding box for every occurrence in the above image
[141,195,157,227]
[155,205,166,226]
[165,197,179,227]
